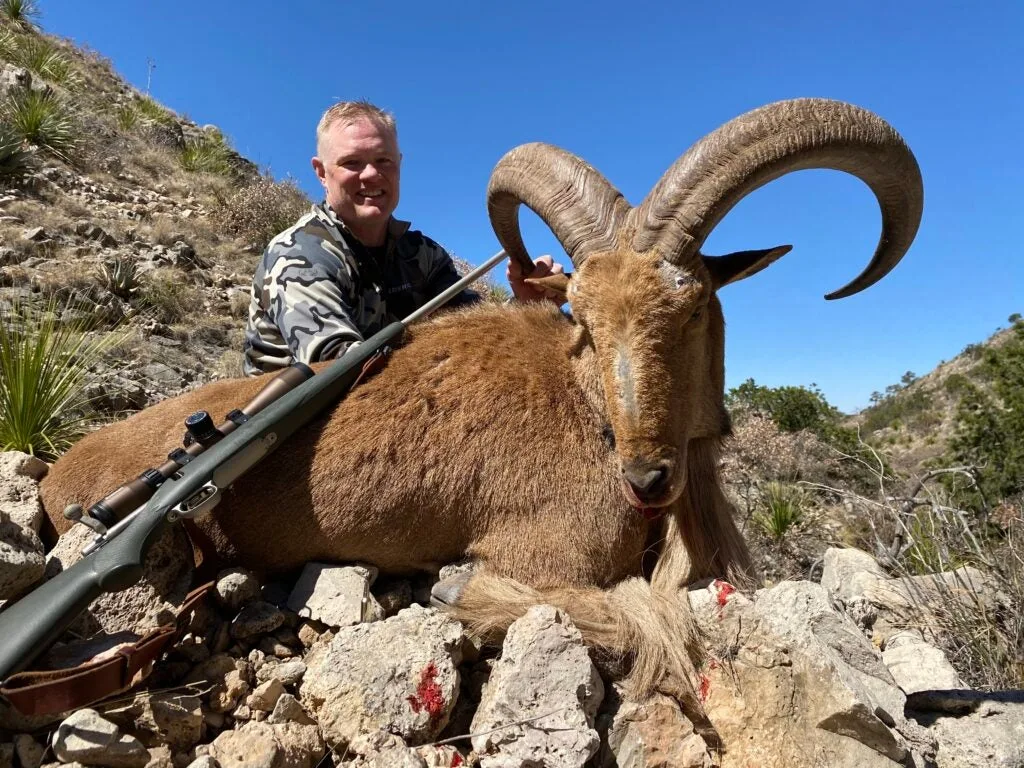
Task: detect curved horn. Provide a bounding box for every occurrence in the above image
[488,143,630,272]
[630,99,924,299]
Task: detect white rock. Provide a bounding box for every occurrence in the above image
[53,708,150,768]
[300,604,462,750]
[471,605,604,768]
[883,631,966,695]
[286,563,383,628]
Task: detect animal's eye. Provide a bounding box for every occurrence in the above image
[674,275,688,289]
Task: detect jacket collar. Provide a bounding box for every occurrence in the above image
[316,202,410,246]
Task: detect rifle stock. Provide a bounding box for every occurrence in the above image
[0,320,406,682]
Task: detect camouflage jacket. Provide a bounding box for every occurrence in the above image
[242,203,479,376]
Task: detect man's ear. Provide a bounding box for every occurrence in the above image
[311,156,326,185]
[524,272,572,303]
[703,245,792,289]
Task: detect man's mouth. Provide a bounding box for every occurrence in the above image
[358,190,385,203]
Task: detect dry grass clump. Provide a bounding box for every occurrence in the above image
[898,501,1024,690]
[140,266,204,324]
[216,176,310,251]
[451,255,511,303]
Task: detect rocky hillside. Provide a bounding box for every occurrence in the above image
[852,322,1021,476]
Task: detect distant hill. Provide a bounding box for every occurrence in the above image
[852,321,1021,476]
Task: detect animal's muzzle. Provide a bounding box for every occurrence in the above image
[621,458,672,506]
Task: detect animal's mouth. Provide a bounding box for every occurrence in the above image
[619,477,677,510]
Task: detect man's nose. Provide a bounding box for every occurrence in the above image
[360,163,381,180]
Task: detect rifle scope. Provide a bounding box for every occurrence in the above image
[81,363,314,528]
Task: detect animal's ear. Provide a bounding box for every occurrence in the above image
[704,245,792,289]
[524,272,573,303]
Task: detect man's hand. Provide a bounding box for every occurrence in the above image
[507,254,566,305]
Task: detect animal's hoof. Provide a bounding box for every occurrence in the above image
[430,572,472,608]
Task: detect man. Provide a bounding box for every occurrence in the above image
[243,100,562,375]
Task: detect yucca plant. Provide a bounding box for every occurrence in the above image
[133,95,177,126]
[17,36,78,87]
[753,481,805,541]
[0,119,33,178]
[0,0,40,30]
[180,135,233,175]
[0,297,122,459]
[3,89,77,161]
[114,102,139,132]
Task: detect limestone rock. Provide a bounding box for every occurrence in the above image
[882,631,966,695]
[300,604,463,749]
[45,522,193,635]
[230,602,284,642]
[13,734,44,768]
[0,450,48,530]
[597,688,714,767]
[0,510,44,599]
[53,708,150,768]
[471,605,604,768]
[286,563,383,628]
[694,580,915,767]
[103,693,203,752]
[215,568,261,612]
[908,692,1024,767]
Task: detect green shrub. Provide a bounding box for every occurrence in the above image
[3,89,77,161]
[727,378,840,433]
[0,0,39,29]
[945,325,1024,506]
[943,372,971,397]
[217,176,310,250]
[180,134,232,175]
[133,95,177,126]
[962,342,985,361]
[16,36,77,86]
[861,388,934,433]
[114,103,139,132]
[0,297,121,458]
[753,481,805,541]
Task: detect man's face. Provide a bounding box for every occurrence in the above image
[312,117,401,245]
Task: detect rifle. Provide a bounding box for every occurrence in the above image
[0,249,510,709]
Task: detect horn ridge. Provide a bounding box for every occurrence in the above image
[631,98,924,298]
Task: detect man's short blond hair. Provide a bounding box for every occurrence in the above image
[316,100,398,156]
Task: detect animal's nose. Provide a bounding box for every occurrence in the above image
[621,459,671,502]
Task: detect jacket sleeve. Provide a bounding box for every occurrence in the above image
[262,235,365,364]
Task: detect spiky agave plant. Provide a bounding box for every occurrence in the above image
[0,296,124,459]
[0,0,41,30]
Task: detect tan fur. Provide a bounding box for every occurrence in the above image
[41,250,756,705]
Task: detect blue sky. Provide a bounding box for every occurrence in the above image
[40,1,1022,413]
